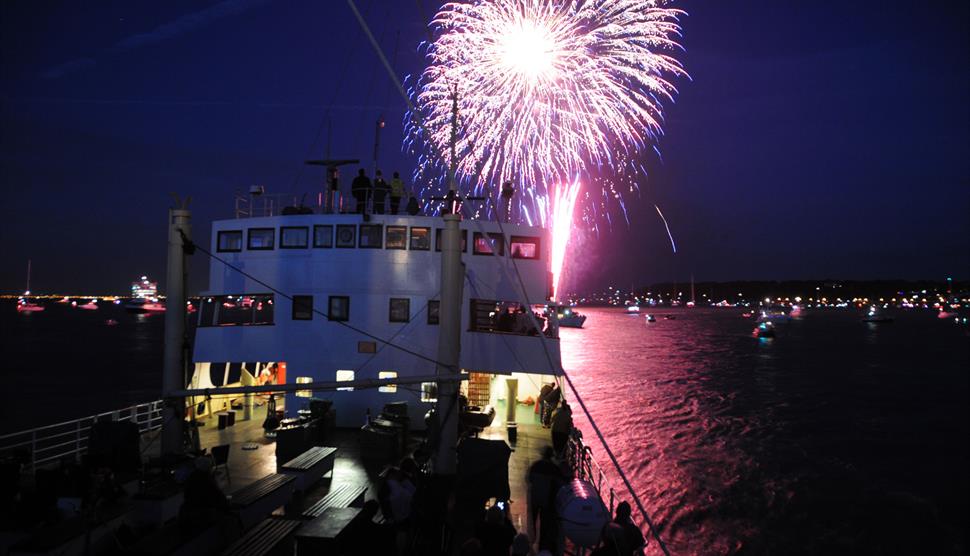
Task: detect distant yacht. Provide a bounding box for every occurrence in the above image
[125,276,165,313]
[862,305,893,323]
[548,304,586,328]
[16,260,44,313]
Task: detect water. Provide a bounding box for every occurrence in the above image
[560,308,969,555]
[3,302,968,553]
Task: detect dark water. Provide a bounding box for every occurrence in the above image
[3,302,969,554]
[1,301,165,433]
[560,308,970,555]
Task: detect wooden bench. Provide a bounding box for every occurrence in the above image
[301,483,367,519]
[230,473,296,529]
[219,517,302,556]
[295,507,360,556]
[279,446,337,491]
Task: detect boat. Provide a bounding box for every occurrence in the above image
[15,260,45,313]
[862,305,893,323]
[78,299,99,310]
[663,314,675,320]
[753,321,776,338]
[626,304,640,314]
[645,314,656,322]
[938,309,959,319]
[548,304,587,328]
[758,308,790,323]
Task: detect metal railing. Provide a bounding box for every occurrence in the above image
[566,429,616,514]
[0,400,165,472]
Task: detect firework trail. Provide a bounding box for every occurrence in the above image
[549,179,582,299]
[654,204,677,254]
[407,0,687,295]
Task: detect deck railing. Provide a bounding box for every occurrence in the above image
[565,429,616,514]
[0,400,165,472]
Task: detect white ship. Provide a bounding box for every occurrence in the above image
[187,210,563,428]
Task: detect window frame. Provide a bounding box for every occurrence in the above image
[389,297,410,323]
[313,224,334,248]
[378,371,398,393]
[335,225,356,248]
[509,235,541,260]
[435,228,467,252]
[359,224,383,249]
[427,300,440,325]
[216,230,243,253]
[280,226,309,249]
[291,295,313,320]
[410,227,431,251]
[247,228,276,250]
[328,295,350,321]
[336,370,355,391]
[472,232,505,256]
[386,225,408,250]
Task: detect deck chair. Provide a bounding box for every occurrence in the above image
[211,444,231,485]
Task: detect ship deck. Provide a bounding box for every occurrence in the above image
[191,401,551,541]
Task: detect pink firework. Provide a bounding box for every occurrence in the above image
[550,179,582,300]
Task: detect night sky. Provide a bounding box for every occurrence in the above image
[2,0,968,295]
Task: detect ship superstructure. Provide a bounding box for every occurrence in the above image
[189,211,562,427]
[131,276,158,299]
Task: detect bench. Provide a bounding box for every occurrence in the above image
[219,517,302,556]
[230,473,296,529]
[126,515,240,556]
[295,507,360,556]
[301,483,367,519]
[279,446,337,491]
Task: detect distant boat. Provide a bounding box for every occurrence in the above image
[645,314,656,323]
[753,321,776,338]
[125,298,166,313]
[862,305,893,323]
[546,304,586,328]
[105,319,119,326]
[663,314,675,320]
[16,260,44,313]
[78,300,99,310]
[741,311,754,318]
[626,305,640,314]
[938,309,959,319]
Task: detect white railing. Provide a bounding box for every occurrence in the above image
[0,400,165,472]
[566,429,616,514]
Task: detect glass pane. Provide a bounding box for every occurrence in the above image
[410,227,430,250]
[427,300,440,325]
[329,296,349,321]
[379,371,398,393]
[389,298,410,322]
[510,236,539,259]
[473,232,505,255]
[359,225,383,248]
[386,226,407,249]
[336,225,356,248]
[292,295,313,320]
[217,231,242,252]
[336,370,354,391]
[435,229,467,252]
[248,228,275,249]
[314,225,333,248]
[281,227,308,248]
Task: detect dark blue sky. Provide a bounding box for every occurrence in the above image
[2,0,967,294]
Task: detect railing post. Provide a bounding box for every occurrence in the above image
[30,430,36,471]
[75,420,82,463]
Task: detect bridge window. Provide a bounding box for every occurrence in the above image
[389,298,410,323]
[292,295,313,320]
[313,225,333,248]
[469,298,554,337]
[435,228,467,252]
[281,226,309,249]
[328,296,349,321]
[427,300,440,325]
[510,235,540,259]
[386,226,407,249]
[359,224,383,248]
[295,377,313,398]
[336,370,354,391]
[421,382,438,402]
[248,228,275,250]
[217,230,242,252]
[198,294,274,327]
[336,225,356,248]
[473,232,505,256]
[410,227,430,250]
[379,371,398,393]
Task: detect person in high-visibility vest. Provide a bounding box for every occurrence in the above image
[389,171,405,215]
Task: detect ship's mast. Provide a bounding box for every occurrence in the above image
[434,84,462,476]
[161,201,192,456]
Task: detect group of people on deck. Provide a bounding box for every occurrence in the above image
[351,168,420,215]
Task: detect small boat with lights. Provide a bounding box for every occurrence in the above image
[548,304,587,328]
[78,299,99,310]
[753,321,776,338]
[15,260,45,313]
[862,305,893,323]
[626,304,640,314]
[645,314,656,322]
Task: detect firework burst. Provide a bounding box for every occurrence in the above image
[407,0,687,296]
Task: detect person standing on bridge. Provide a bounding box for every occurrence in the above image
[352,169,372,214]
[389,171,404,215]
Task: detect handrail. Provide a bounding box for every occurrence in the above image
[0,400,165,472]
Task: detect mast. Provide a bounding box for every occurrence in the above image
[161,201,192,456]
[434,84,462,476]
[25,259,31,294]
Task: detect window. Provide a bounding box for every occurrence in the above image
[379,371,398,393]
[296,377,313,398]
[328,296,349,321]
[389,298,410,323]
[198,294,275,327]
[248,228,275,250]
[217,230,242,252]
[435,229,467,252]
[386,226,407,249]
[359,224,383,248]
[336,370,354,391]
[358,341,377,354]
[292,295,313,320]
[336,225,356,248]
[510,235,540,259]
[313,225,333,248]
[280,226,309,249]
[428,300,440,325]
[473,232,505,256]
[410,227,431,251]
[421,382,438,402]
